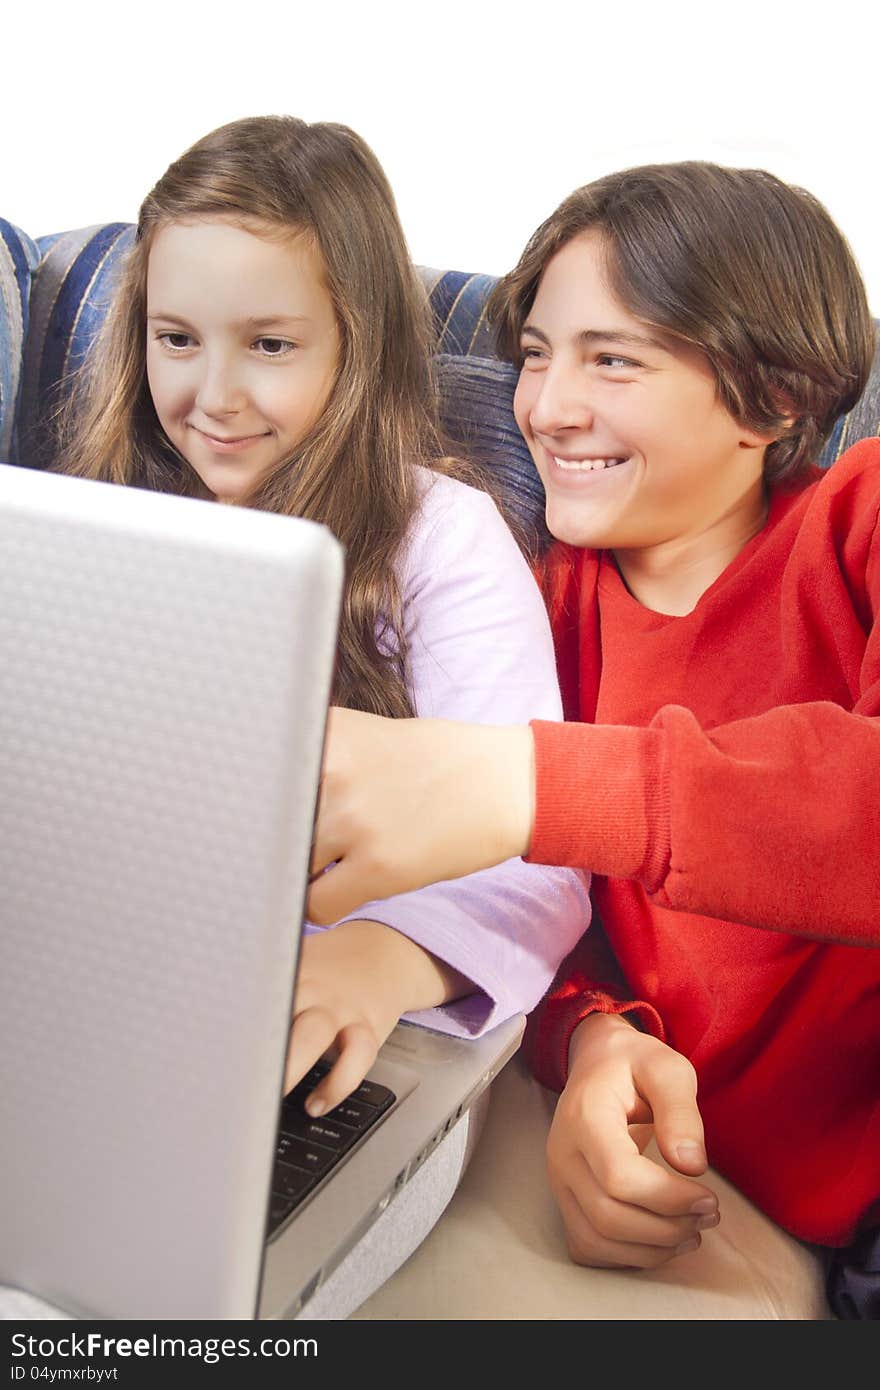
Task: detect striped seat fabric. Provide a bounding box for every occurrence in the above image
[18,224,134,470]
[0,219,40,464]
[3,228,878,512]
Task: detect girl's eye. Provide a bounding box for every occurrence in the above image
[520,345,547,362]
[254,337,295,356]
[158,332,194,350]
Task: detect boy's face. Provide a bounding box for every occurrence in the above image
[146,219,340,502]
[513,232,768,556]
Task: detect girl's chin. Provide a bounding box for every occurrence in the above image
[190,460,269,503]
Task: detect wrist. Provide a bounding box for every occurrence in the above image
[567,1009,637,1076]
[341,919,471,1013]
[480,724,535,861]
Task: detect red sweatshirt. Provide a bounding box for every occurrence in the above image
[524,438,880,1247]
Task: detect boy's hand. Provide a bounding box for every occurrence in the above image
[307,708,535,924]
[547,1013,720,1268]
[284,919,471,1115]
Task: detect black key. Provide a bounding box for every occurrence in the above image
[351,1079,395,1110]
[272,1163,315,1201]
[279,1113,358,1150]
[327,1098,378,1131]
[267,1192,297,1229]
[276,1133,337,1177]
[282,1065,330,1107]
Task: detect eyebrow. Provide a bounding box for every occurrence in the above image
[146,313,313,329]
[520,323,669,352]
[244,315,313,330]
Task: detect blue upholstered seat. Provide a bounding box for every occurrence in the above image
[2,225,879,531]
[0,219,40,464]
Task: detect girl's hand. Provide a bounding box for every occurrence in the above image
[284,919,472,1114]
[546,1013,720,1268]
[307,708,536,924]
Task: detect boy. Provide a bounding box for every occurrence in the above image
[308,163,880,1318]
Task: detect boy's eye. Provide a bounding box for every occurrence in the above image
[254,337,295,356]
[597,353,638,370]
[520,345,547,363]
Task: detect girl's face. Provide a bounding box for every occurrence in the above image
[146,219,340,502]
[513,232,769,559]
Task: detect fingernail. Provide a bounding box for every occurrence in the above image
[676,1142,705,1166]
[696,1212,720,1231]
[690,1197,717,1216]
[676,1236,700,1255]
[306,1098,326,1118]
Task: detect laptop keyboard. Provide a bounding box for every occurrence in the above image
[266,1061,396,1237]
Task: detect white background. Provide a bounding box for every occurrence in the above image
[4,0,879,307]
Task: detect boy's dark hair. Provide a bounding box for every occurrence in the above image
[489,162,877,483]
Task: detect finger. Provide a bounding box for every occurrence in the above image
[306,858,369,926]
[308,706,355,880]
[554,1145,709,1249]
[307,828,344,882]
[304,1022,379,1117]
[556,1184,704,1270]
[575,1093,714,1218]
[635,1051,710,1178]
[283,1006,338,1095]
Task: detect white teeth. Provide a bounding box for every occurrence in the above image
[552,455,625,472]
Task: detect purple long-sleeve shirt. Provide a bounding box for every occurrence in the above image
[306,469,591,1036]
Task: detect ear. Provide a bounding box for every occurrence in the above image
[737,411,797,450]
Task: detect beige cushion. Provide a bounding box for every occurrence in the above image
[354,1052,832,1320]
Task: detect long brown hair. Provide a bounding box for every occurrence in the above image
[58,116,478,717]
[489,162,876,484]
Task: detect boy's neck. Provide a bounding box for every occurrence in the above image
[612,479,770,616]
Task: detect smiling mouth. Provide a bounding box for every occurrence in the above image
[192,427,270,453]
[551,454,629,473]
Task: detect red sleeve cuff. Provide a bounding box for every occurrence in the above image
[525,719,672,891]
[524,983,665,1093]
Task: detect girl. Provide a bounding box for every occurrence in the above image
[307,163,880,1319]
[56,115,589,1315]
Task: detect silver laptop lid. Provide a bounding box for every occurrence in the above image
[0,464,343,1320]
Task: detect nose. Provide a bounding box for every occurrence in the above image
[194,353,247,418]
[525,359,594,439]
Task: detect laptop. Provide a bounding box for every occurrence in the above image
[0,463,524,1322]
